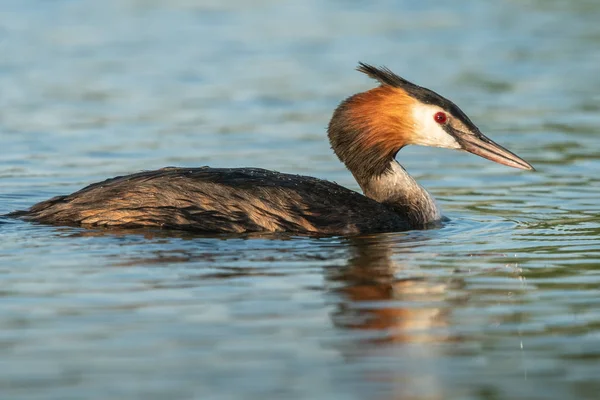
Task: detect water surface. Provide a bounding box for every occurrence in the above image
[1,1,600,399]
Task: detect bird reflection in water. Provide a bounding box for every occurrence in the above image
[326,235,451,344]
[326,235,461,400]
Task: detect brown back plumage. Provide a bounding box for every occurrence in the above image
[11,167,411,234]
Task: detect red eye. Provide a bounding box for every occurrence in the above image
[434,112,447,124]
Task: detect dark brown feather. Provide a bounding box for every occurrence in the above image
[8,167,412,234]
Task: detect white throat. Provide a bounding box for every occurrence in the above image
[411,103,461,149]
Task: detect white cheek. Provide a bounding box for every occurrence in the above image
[411,104,461,149]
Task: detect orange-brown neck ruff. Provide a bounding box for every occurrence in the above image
[328,85,415,189]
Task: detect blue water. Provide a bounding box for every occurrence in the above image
[1,1,600,399]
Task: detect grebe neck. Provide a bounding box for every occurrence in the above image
[355,159,441,227]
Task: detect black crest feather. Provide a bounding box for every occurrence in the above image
[356,62,414,88]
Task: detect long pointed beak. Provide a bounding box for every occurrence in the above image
[453,130,535,171]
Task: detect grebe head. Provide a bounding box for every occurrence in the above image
[328,63,534,182]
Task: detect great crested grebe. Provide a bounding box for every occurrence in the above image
[8,63,533,235]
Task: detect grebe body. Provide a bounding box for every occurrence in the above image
[8,63,533,235]
[12,167,415,235]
